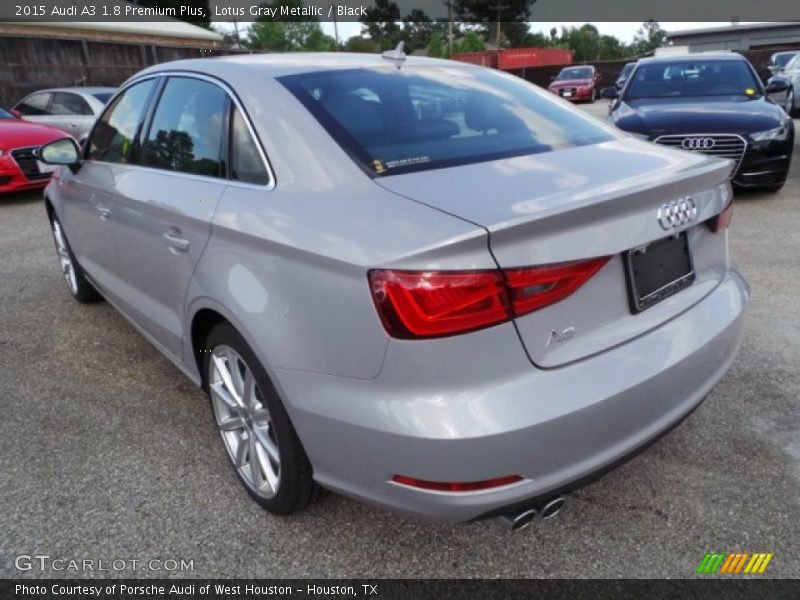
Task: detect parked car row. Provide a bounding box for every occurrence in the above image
[0,86,115,194]
[601,52,795,192]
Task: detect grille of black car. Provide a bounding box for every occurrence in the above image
[10,147,51,181]
[653,134,747,177]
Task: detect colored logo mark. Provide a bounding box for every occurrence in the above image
[696,552,774,574]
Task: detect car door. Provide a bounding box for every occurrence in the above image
[59,78,158,302]
[108,75,229,359]
[49,92,97,138]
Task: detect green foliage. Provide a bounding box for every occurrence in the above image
[344,36,380,53]
[427,33,445,58]
[630,20,667,56]
[454,31,487,53]
[248,22,335,52]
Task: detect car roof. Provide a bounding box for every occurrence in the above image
[135,52,476,81]
[33,87,116,95]
[638,52,747,65]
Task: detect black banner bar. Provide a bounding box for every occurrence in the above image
[2,579,800,600]
[2,0,800,22]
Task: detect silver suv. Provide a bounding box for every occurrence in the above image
[39,54,749,526]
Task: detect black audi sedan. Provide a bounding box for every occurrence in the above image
[603,53,794,192]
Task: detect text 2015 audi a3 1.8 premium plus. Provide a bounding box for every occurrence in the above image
[38,52,749,528]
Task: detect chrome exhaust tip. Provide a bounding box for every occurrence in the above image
[539,496,567,520]
[498,507,538,531]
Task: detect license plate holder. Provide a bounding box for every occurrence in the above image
[624,232,695,314]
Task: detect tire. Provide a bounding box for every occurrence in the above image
[204,322,322,515]
[786,88,796,117]
[762,183,785,193]
[49,215,102,303]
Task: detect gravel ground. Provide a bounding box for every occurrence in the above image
[1,105,798,579]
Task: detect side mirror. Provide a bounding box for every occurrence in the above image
[37,138,81,170]
[766,79,789,94]
[9,108,22,119]
[600,86,619,100]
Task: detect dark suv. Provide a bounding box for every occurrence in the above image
[603,53,794,192]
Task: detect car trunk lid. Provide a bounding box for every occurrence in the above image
[375,139,733,367]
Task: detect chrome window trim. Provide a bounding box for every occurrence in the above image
[87,70,276,191]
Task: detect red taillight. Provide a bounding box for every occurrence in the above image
[707,202,733,233]
[369,257,610,339]
[505,257,611,316]
[369,269,511,339]
[392,474,523,492]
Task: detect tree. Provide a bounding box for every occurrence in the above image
[128,0,210,28]
[360,0,403,51]
[344,36,380,53]
[427,32,445,58]
[454,31,487,53]
[631,20,666,56]
[248,0,335,51]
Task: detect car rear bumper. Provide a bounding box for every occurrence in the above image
[277,269,749,522]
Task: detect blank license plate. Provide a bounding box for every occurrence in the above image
[624,232,695,313]
[562,91,572,97]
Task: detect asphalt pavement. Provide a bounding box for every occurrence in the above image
[1,104,798,578]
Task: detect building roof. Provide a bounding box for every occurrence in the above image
[666,22,800,39]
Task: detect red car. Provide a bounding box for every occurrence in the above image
[0,107,70,194]
[548,65,601,102]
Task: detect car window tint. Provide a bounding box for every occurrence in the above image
[230,108,269,185]
[142,77,227,178]
[279,67,613,176]
[51,92,93,116]
[16,93,52,116]
[87,79,155,164]
[92,92,113,104]
[626,59,761,99]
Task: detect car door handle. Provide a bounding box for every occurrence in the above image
[96,205,111,220]
[163,229,190,252]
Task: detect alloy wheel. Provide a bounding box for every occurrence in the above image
[51,220,78,295]
[209,345,281,498]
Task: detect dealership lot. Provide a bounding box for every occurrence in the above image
[1,104,798,578]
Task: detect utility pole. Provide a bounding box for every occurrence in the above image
[333,9,340,50]
[444,0,454,57]
[491,1,509,50]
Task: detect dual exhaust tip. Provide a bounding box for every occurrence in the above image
[498,496,567,531]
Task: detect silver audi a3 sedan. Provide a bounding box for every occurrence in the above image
[39,53,749,526]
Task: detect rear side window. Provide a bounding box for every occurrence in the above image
[50,92,93,116]
[141,77,227,178]
[230,108,269,186]
[279,67,612,176]
[16,93,52,116]
[87,79,155,164]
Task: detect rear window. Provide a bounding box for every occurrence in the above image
[93,93,113,104]
[279,66,613,176]
[626,59,761,99]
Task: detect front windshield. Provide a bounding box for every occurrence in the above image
[625,59,761,99]
[279,66,613,176]
[0,107,13,119]
[556,67,593,80]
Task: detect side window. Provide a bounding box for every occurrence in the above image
[50,92,93,116]
[141,77,227,178]
[16,93,52,116]
[87,79,155,164]
[230,108,269,186]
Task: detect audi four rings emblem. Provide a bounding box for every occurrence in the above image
[657,198,697,231]
[682,137,716,150]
